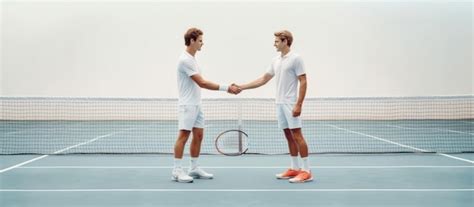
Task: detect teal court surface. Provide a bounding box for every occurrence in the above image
[1,119,473,207]
[0,154,473,207]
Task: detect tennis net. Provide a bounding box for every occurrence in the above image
[1,96,472,155]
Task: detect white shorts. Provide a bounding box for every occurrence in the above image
[178,105,205,131]
[276,103,302,129]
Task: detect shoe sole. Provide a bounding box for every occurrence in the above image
[276,174,298,179]
[171,176,193,183]
[289,178,314,183]
[276,176,294,180]
[189,174,213,179]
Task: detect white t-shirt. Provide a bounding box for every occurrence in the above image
[177,51,201,106]
[266,51,306,104]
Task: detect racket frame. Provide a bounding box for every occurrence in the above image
[214,129,249,156]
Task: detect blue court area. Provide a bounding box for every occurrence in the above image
[0,154,473,207]
[1,119,473,207]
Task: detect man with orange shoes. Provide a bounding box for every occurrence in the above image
[236,30,313,183]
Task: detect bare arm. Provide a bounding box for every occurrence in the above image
[296,74,307,106]
[191,74,241,94]
[239,73,273,90]
[191,74,220,90]
[292,74,307,117]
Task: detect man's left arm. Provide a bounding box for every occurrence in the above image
[293,74,307,117]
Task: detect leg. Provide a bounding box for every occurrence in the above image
[276,130,301,178]
[175,105,196,159]
[279,104,313,182]
[290,128,308,157]
[174,130,191,159]
[283,128,299,156]
[190,127,204,157]
[172,105,198,183]
[190,105,205,157]
[172,129,193,183]
[275,104,302,179]
[188,127,213,179]
[288,128,313,183]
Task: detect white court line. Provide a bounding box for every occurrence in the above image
[0,155,49,173]
[17,166,474,169]
[326,124,474,164]
[0,128,135,174]
[0,188,472,192]
[387,125,474,136]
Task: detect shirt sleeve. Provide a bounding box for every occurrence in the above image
[266,62,275,76]
[180,60,199,77]
[294,56,306,76]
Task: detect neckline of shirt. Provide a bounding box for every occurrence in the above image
[184,50,195,59]
[280,51,294,59]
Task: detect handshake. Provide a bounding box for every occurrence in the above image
[227,83,242,95]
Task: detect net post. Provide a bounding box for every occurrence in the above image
[238,100,243,153]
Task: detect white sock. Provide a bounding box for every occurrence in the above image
[190,157,199,169]
[174,158,182,169]
[290,156,299,170]
[301,157,310,172]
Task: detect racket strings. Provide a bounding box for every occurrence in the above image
[215,130,248,155]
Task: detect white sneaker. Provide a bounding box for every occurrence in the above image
[188,167,213,179]
[171,167,193,183]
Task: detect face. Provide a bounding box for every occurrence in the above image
[274,37,286,52]
[191,35,204,51]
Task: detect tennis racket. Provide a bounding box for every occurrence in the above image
[215,129,248,156]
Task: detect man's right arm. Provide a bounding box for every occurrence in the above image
[239,73,273,90]
[191,74,241,94]
[191,74,220,90]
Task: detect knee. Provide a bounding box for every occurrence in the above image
[294,136,305,145]
[290,130,305,142]
[176,137,188,145]
[283,129,293,139]
[192,129,204,141]
[176,132,190,144]
[193,135,203,142]
[284,135,295,142]
[192,132,204,142]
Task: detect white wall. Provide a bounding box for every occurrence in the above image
[0,1,3,95]
[1,0,472,98]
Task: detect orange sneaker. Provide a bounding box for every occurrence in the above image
[275,169,301,179]
[289,170,313,183]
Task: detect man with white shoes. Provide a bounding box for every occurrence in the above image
[172,27,241,183]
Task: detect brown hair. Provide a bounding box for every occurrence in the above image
[184,28,203,46]
[274,30,293,47]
